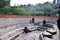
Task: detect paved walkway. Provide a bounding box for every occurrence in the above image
[15,24,59,40]
[0,23,59,40]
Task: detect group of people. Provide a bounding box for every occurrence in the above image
[29,17,46,25]
[23,17,47,34]
[23,17,60,35]
[30,17,34,24]
[23,17,35,34]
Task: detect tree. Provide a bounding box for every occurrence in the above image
[0,0,6,8]
[5,0,10,6]
[0,0,10,8]
[0,1,53,16]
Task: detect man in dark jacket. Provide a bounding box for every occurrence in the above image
[43,20,46,26]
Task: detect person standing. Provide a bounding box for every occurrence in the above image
[30,19,32,24]
[32,17,35,23]
[43,20,46,26]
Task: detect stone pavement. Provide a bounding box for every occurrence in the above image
[15,24,59,40]
[0,23,59,40]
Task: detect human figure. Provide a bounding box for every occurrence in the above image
[57,18,60,30]
[30,19,32,24]
[32,17,34,23]
[43,20,46,26]
[57,18,60,37]
[23,27,30,33]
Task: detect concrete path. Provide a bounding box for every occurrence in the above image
[15,24,59,40]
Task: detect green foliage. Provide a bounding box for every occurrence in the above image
[20,2,53,16]
[0,1,53,16]
[0,0,10,8]
[0,6,27,15]
[14,7,26,15]
[0,6,15,14]
[36,2,52,16]
[0,0,6,8]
